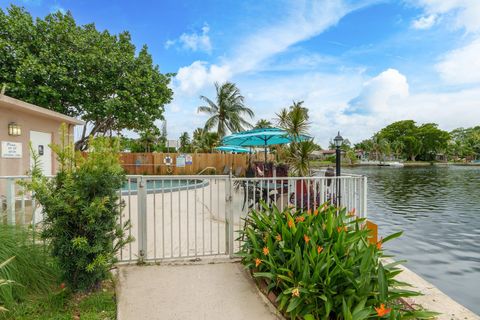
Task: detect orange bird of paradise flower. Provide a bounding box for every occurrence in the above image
[288,219,294,228]
[275,234,282,241]
[291,288,300,297]
[313,209,319,216]
[255,258,262,267]
[306,209,312,215]
[304,234,310,244]
[375,304,391,317]
[376,238,383,250]
[295,216,305,223]
[317,246,323,254]
[263,247,269,255]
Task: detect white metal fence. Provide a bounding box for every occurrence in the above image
[0,174,367,263]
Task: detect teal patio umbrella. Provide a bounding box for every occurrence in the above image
[222,128,310,163]
[215,145,250,153]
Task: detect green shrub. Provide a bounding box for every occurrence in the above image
[0,226,58,307]
[239,203,436,319]
[25,135,132,291]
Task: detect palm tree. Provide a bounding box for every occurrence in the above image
[254,119,273,129]
[197,82,254,137]
[286,140,316,176]
[191,128,220,153]
[179,132,191,153]
[276,101,313,176]
[276,101,310,138]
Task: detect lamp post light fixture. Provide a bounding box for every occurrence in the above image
[8,122,22,136]
[334,131,343,176]
[334,131,344,206]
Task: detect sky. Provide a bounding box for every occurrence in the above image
[1,0,480,147]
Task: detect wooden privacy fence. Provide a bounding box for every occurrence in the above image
[119,152,275,175]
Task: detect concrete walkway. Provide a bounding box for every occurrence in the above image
[117,260,281,320]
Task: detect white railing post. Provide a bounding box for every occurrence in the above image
[6,178,15,225]
[226,173,234,257]
[362,176,368,219]
[137,176,148,262]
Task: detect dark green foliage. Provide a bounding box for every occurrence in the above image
[0,5,173,150]
[191,128,220,152]
[240,203,437,319]
[24,134,132,291]
[448,126,480,159]
[376,121,450,161]
[179,132,192,153]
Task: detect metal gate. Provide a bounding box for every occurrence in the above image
[0,174,367,264]
[117,174,367,263]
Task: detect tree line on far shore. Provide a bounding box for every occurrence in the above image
[354,120,480,162]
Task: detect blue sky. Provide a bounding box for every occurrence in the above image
[2,0,480,146]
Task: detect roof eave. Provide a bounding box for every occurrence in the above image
[0,94,85,126]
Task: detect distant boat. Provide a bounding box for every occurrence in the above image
[387,161,404,167]
[359,160,404,167]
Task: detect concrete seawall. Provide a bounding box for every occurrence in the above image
[393,262,479,319]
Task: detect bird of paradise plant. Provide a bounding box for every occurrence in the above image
[239,202,438,319]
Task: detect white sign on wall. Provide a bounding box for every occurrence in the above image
[176,155,186,167]
[1,141,22,158]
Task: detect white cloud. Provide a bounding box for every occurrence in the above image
[436,38,480,84]
[412,14,437,29]
[164,39,175,49]
[411,1,480,85]
[50,5,66,14]
[339,68,480,144]
[348,69,409,114]
[175,61,231,94]
[411,0,480,33]
[174,0,372,94]
[179,24,212,53]
[165,23,212,53]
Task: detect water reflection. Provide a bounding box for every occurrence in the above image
[346,166,480,314]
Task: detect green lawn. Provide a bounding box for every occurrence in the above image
[0,281,116,320]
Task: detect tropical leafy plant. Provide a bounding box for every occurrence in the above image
[276,101,314,176]
[191,128,220,152]
[198,82,254,137]
[286,140,316,176]
[239,203,437,319]
[23,131,132,291]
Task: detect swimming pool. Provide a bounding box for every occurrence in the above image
[121,178,208,194]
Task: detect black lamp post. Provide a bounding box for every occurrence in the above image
[333,131,344,206]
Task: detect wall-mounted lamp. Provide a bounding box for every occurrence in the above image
[8,122,22,136]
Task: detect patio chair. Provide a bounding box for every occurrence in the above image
[256,166,264,177]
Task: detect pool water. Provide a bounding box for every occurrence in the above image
[122,179,205,193]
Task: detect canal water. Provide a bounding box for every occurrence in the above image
[346,165,480,314]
